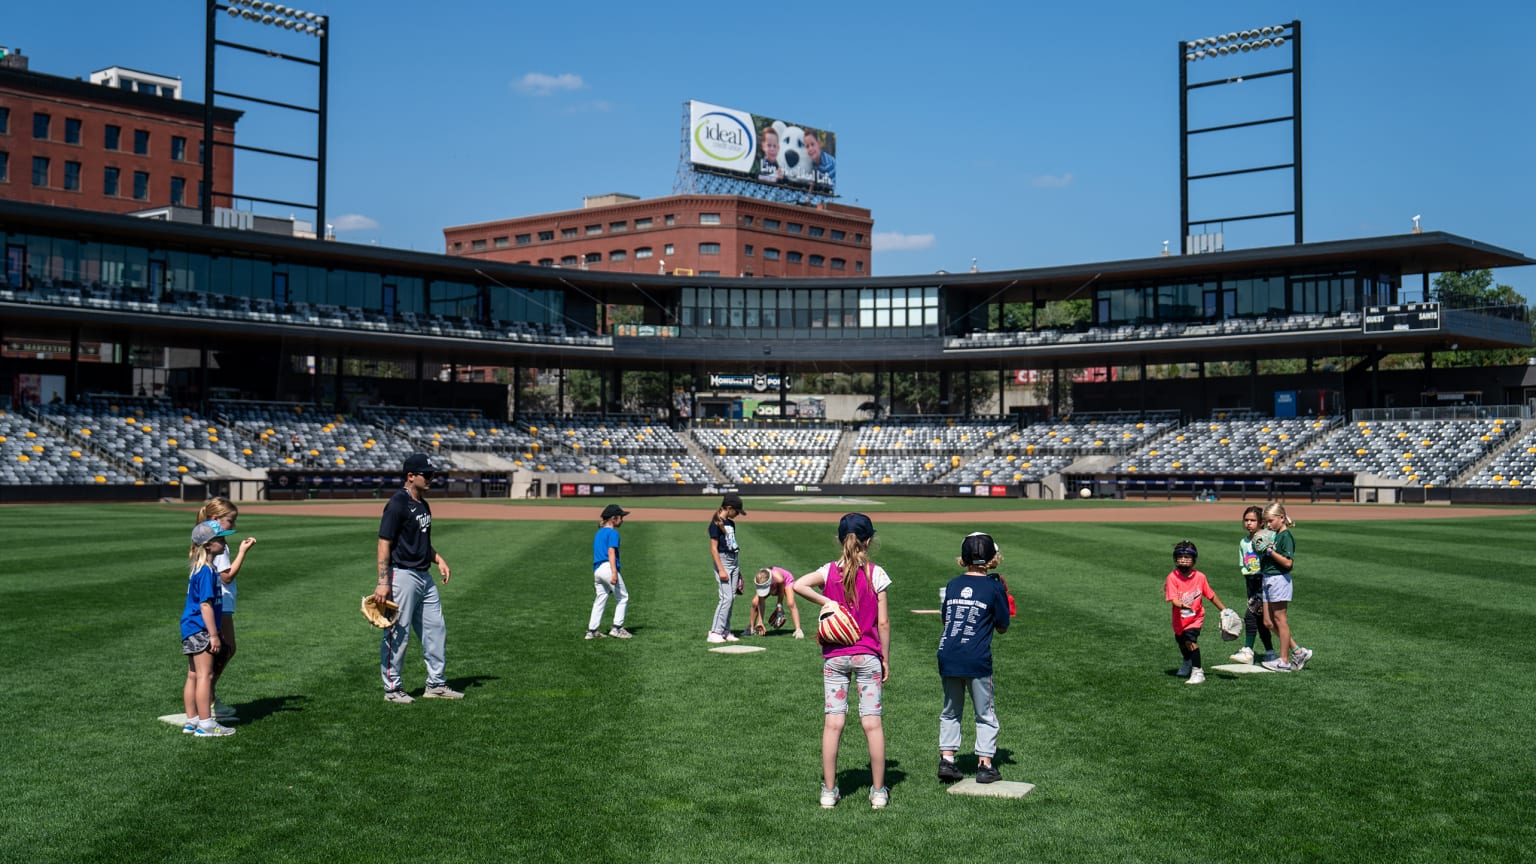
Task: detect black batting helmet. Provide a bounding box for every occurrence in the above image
[1172,540,1198,564]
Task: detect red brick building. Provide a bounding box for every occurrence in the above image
[0,53,239,216]
[443,193,874,278]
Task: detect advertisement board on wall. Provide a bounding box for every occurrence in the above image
[688,100,837,194]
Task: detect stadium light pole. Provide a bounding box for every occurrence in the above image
[1178,20,1301,253]
[203,0,329,235]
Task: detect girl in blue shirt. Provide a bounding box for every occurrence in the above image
[182,519,236,737]
[588,504,632,639]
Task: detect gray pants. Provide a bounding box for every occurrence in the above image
[380,567,446,692]
[939,675,999,758]
[711,552,741,634]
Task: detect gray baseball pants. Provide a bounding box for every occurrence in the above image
[381,567,447,692]
[939,675,999,758]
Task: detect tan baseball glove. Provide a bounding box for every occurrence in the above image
[361,594,400,628]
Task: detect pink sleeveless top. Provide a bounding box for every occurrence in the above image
[821,561,883,660]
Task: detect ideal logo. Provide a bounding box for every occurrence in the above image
[694,112,753,164]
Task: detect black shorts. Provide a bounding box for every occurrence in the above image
[1175,627,1202,648]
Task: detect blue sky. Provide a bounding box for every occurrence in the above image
[7,1,1534,300]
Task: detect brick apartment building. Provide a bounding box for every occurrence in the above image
[0,50,239,216]
[443,193,874,278]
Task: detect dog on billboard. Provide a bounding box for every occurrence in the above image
[773,120,816,186]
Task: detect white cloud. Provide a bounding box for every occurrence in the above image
[330,213,379,232]
[513,72,586,96]
[1031,173,1073,188]
[872,232,936,252]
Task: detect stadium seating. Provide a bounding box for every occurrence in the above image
[37,395,226,482]
[1297,418,1519,486]
[1463,426,1536,489]
[1114,417,1340,475]
[840,418,1011,485]
[216,401,410,471]
[0,408,136,484]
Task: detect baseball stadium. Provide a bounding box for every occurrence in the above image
[3,7,1535,864]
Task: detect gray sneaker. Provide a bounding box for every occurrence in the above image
[607,626,634,639]
[1291,647,1314,670]
[423,684,464,699]
[384,689,414,704]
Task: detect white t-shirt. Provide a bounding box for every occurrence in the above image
[214,549,236,615]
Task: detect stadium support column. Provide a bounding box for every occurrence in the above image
[69,326,81,402]
[415,351,424,408]
[1138,356,1147,415]
[199,343,210,416]
[1248,351,1259,411]
[778,365,788,415]
[940,371,952,414]
[512,365,522,422]
[1198,359,1207,418]
[963,367,972,417]
[333,349,344,412]
[997,358,1005,419]
[1051,360,1061,419]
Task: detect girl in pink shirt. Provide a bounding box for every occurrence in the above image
[1164,540,1229,685]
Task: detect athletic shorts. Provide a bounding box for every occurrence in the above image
[1262,573,1294,603]
[181,631,213,655]
[823,654,883,717]
[1175,627,1202,648]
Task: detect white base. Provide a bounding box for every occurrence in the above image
[947,778,1034,798]
[708,644,766,654]
[159,712,189,726]
[1211,663,1274,674]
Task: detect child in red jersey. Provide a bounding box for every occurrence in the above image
[1164,540,1229,686]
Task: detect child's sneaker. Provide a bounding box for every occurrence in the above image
[182,718,198,734]
[1229,646,1255,664]
[607,626,633,639]
[1261,658,1296,672]
[1291,647,1313,670]
[584,629,606,640]
[937,758,963,783]
[1176,659,1192,678]
[819,786,841,809]
[1186,667,1206,685]
[706,631,727,644]
[194,721,236,737]
[869,786,890,809]
[724,632,741,643]
[975,763,1002,784]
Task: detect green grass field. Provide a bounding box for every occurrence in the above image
[3,501,1533,863]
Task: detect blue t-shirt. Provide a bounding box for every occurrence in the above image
[180,563,222,639]
[593,526,621,570]
[936,573,1010,678]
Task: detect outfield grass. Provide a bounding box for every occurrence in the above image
[3,503,1533,863]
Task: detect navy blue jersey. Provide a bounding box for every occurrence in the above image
[937,573,1010,677]
[379,488,434,570]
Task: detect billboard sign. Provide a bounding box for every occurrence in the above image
[688,100,837,194]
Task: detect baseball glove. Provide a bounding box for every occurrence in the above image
[1251,528,1277,555]
[361,594,400,628]
[1219,607,1242,641]
[816,602,862,646]
[768,607,787,630]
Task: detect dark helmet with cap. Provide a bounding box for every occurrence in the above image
[961,532,998,566]
[1173,539,1198,565]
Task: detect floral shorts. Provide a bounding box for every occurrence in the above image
[823,654,883,716]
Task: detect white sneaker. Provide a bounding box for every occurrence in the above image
[1176,659,1192,678]
[819,786,841,809]
[1186,667,1206,685]
[706,631,727,644]
[724,632,741,643]
[194,721,236,737]
[1291,647,1313,670]
[1230,646,1255,664]
[869,787,890,809]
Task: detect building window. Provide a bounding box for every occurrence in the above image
[744,245,754,256]
[809,254,825,267]
[64,118,82,145]
[610,250,627,262]
[170,176,185,205]
[699,271,720,277]
[742,215,754,226]
[855,233,864,244]
[64,161,81,191]
[585,224,602,236]
[830,258,846,270]
[700,213,721,225]
[664,244,675,255]
[787,251,803,263]
[609,221,627,232]
[171,136,186,161]
[538,230,554,241]
[452,242,461,251]
[33,113,50,140]
[197,180,205,206]
[830,229,845,241]
[493,236,510,248]
[584,252,601,264]
[0,151,7,182]
[699,242,720,255]
[856,260,865,272]
[561,255,579,267]
[763,248,781,261]
[787,223,802,234]
[138,82,158,96]
[471,239,487,251]
[515,234,531,245]
[32,156,49,186]
[133,130,150,155]
[664,214,675,225]
[104,125,121,150]
[198,140,206,164]
[808,226,825,237]
[132,171,149,199]
[763,218,780,230]
[0,107,8,134]
[562,227,578,238]
[635,247,653,259]
[634,217,652,229]
[538,258,554,267]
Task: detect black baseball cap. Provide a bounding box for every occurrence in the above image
[961,532,998,566]
[403,453,435,475]
[837,512,875,542]
[601,504,631,520]
[722,493,746,513]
